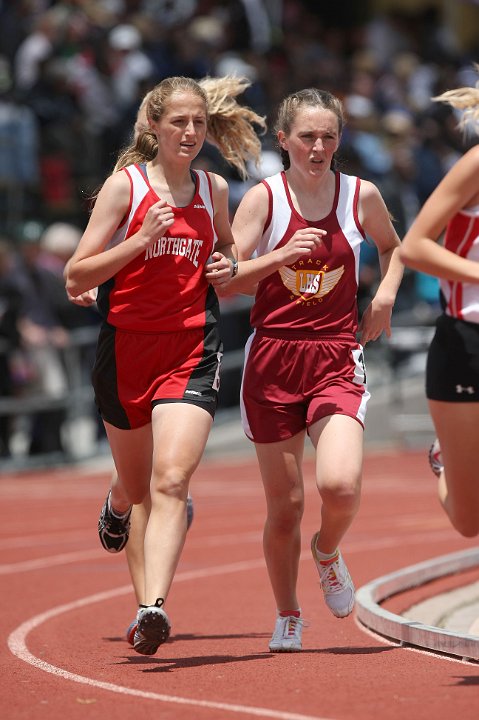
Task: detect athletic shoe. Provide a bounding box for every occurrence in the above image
[98,491,131,553]
[269,614,304,652]
[311,532,355,618]
[428,438,443,478]
[133,598,171,655]
[186,494,194,530]
[126,619,137,646]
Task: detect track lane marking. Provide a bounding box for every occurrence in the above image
[6,525,468,717]
[0,526,460,575]
[8,563,331,720]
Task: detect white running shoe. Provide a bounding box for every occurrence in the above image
[428,439,443,478]
[311,532,355,618]
[268,614,303,652]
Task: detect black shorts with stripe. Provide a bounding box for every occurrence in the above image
[426,313,479,402]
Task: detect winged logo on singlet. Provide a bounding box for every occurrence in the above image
[278,265,345,301]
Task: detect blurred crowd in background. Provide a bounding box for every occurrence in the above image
[0,0,478,462]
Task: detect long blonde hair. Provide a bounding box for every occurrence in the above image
[114,76,266,179]
[432,64,479,130]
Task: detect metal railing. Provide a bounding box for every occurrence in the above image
[0,300,255,469]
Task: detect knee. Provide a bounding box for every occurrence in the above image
[320,476,361,517]
[267,495,304,534]
[151,464,189,500]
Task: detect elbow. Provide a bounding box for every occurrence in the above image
[398,243,415,269]
[65,278,78,298]
[65,270,83,299]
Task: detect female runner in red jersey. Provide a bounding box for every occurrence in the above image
[401,68,479,545]
[221,88,403,652]
[65,76,264,656]
[67,90,194,646]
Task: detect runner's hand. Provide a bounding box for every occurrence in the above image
[278,228,326,265]
[205,252,235,286]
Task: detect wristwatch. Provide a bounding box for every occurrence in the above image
[230,258,238,277]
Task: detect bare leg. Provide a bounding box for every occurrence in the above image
[143,402,212,605]
[255,432,305,612]
[429,400,479,537]
[104,423,153,511]
[309,415,363,554]
[126,498,150,605]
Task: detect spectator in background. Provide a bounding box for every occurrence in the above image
[13,7,65,94]
[12,221,72,455]
[0,56,40,234]
[38,221,99,332]
[107,24,155,111]
[0,239,23,457]
[39,221,103,452]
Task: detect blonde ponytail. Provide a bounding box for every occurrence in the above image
[199,76,266,179]
[433,64,479,130]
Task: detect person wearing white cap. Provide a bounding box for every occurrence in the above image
[108,23,155,109]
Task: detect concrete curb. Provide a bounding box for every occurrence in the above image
[355,547,479,662]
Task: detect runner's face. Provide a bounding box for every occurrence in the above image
[278,106,340,177]
[151,91,208,164]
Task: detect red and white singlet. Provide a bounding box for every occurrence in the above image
[251,171,365,335]
[240,171,370,443]
[440,204,479,323]
[96,163,219,332]
[92,164,223,429]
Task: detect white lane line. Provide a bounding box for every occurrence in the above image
[7,529,467,718]
[0,549,106,574]
[0,526,460,575]
[1,531,88,549]
[8,562,331,720]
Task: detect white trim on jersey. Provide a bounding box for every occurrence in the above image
[257,172,364,283]
[441,207,479,322]
[195,170,218,247]
[239,330,256,440]
[460,204,479,217]
[257,173,290,256]
[106,165,150,250]
[336,173,364,284]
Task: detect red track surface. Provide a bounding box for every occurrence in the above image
[2,448,478,720]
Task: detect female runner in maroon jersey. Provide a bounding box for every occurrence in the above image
[401,69,479,548]
[221,88,403,652]
[65,76,264,656]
